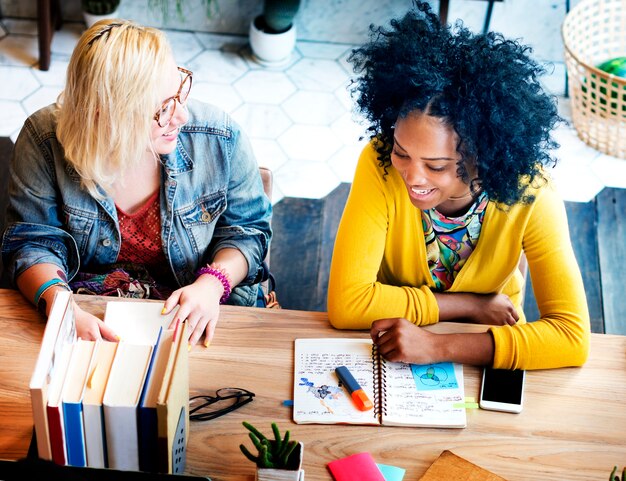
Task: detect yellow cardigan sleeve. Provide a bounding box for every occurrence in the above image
[488,182,590,370]
[328,144,440,329]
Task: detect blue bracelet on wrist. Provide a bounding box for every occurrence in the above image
[33,278,71,307]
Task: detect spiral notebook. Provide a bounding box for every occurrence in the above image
[293,338,466,428]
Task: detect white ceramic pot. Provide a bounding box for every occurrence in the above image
[255,441,304,481]
[83,9,119,28]
[256,468,304,481]
[249,15,296,67]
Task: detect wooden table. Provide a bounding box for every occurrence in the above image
[0,288,624,480]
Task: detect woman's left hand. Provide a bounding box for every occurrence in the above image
[162,274,224,347]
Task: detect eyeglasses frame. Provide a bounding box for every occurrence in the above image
[154,66,193,128]
[189,387,255,421]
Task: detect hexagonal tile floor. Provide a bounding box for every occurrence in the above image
[0,17,624,205]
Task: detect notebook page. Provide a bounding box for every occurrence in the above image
[381,361,466,428]
[293,338,379,425]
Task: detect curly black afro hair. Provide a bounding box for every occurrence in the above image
[348,1,561,206]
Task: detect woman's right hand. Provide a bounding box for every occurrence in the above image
[470,293,519,326]
[435,291,519,326]
[73,300,119,341]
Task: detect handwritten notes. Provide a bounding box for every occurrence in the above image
[294,338,466,428]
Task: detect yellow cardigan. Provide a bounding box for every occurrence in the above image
[328,144,590,370]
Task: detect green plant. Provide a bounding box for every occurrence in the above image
[239,421,299,469]
[82,0,121,15]
[262,0,301,33]
[610,466,626,481]
[148,0,217,22]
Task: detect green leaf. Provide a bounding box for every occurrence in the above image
[271,422,282,452]
[279,440,298,467]
[243,421,268,443]
[250,432,265,452]
[239,444,259,464]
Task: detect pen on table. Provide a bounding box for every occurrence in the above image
[335,365,374,411]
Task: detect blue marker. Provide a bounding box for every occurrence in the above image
[335,365,374,411]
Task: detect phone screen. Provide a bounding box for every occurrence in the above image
[481,367,525,405]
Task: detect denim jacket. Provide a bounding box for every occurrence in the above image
[1,99,272,306]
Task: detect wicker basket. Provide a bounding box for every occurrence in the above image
[562,0,626,159]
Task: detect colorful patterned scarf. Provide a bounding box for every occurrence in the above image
[422,191,489,290]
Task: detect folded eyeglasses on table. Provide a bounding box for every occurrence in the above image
[189,387,255,421]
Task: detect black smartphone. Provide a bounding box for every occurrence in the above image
[479,367,525,413]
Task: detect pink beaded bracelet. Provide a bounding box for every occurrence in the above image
[196,264,232,304]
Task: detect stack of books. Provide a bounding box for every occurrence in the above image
[29,291,189,474]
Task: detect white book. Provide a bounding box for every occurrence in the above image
[103,301,178,345]
[29,291,75,461]
[103,342,153,471]
[293,338,466,428]
[83,340,118,468]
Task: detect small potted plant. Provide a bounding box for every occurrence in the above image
[82,0,121,27]
[610,466,626,481]
[239,421,304,481]
[249,0,301,66]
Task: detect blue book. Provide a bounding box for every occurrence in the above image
[138,327,174,472]
[62,340,97,467]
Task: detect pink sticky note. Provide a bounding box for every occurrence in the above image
[327,452,386,481]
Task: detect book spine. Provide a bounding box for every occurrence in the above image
[371,344,386,421]
[138,406,159,472]
[46,405,67,465]
[104,405,140,471]
[30,387,52,461]
[83,404,107,468]
[63,402,87,467]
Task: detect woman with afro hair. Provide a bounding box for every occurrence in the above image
[327,1,590,370]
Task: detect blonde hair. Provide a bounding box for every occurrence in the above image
[57,19,172,198]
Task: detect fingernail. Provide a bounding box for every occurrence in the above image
[161,307,167,315]
[204,339,210,348]
[115,335,122,342]
[188,343,192,352]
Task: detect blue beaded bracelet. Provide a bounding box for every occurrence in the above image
[33,278,71,307]
[196,264,232,304]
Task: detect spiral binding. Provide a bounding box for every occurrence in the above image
[371,344,387,419]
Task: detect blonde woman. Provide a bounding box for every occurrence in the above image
[2,20,272,347]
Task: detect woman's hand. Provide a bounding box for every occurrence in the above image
[163,274,223,348]
[435,292,519,326]
[470,293,519,326]
[371,318,440,364]
[74,301,119,341]
[370,317,496,366]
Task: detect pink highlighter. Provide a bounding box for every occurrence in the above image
[335,365,374,411]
